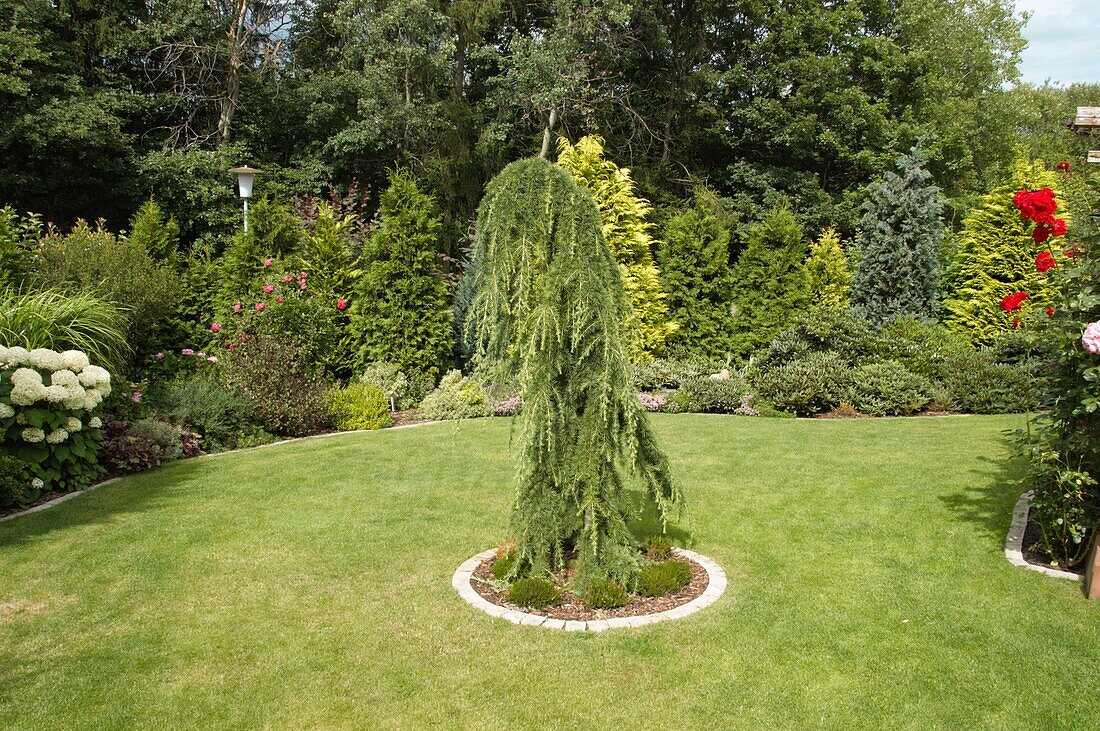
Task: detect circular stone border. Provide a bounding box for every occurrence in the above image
[1004,490,1081,582]
[452,547,727,631]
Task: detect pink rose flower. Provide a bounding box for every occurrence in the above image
[155,352,164,360]
[228,342,236,351]
[255,302,266,312]
[263,284,275,294]
[336,298,348,311]
[207,356,218,364]
[211,322,222,333]
[299,283,307,291]
[1083,321,1100,354]
[181,348,194,356]
[196,352,206,358]
[275,294,285,304]
[233,301,242,314]
[284,275,293,284]
[264,257,274,268]
[131,390,142,403]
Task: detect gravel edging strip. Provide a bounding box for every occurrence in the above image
[452,547,728,631]
[0,420,442,525]
[1005,490,1082,582]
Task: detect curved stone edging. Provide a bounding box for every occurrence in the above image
[0,420,443,525]
[1005,490,1082,582]
[452,547,727,631]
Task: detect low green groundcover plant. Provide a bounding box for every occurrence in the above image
[582,578,630,609]
[506,578,561,609]
[636,560,693,597]
[328,383,392,431]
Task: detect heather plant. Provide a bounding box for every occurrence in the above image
[0,345,111,491]
[674,376,753,414]
[154,374,252,451]
[468,157,680,588]
[636,559,693,597]
[556,135,675,360]
[850,146,944,326]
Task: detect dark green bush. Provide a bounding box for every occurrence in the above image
[507,578,562,609]
[582,578,630,609]
[155,374,252,451]
[942,354,1033,414]
[756,309,876,370]
[636,560,693,597]
[844,360,932,416]
[753,352,850,416]
[0,456,31,509]
[675,375,754,413]
[491,551,518,580]
[328,383,393,431]
[642,535,672,561]
[871,317,973,381]
[223,333,331,437]
[631,358,715,391]
[100,417,184,474]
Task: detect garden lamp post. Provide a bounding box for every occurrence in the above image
[230,166,261,232]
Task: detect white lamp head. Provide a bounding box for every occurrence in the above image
[230,166,261,198]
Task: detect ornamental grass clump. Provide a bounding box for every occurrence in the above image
[0,345,111,494]
[468,157,681,588]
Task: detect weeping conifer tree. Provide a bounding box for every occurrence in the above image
[468,158,681,589]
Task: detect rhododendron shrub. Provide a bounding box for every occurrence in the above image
[0,346,110,496]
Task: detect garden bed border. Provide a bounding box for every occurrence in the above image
[1004,490,1082,582]
[452,547,727,631]
[0,421,440,524]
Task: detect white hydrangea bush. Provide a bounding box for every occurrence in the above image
[0,345,111,493]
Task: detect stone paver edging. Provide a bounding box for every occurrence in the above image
[0,420,441,525]
[452,547,727,631]
[1005,490,1081,582]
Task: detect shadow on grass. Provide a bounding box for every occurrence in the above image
[938,436,1028,543]
[624,489,694,548]
[0,458,209,550]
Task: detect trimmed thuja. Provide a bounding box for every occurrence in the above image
[468,158,681,587]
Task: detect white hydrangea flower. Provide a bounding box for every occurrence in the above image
[43,384,70,403]
[9,368,46,405]
[89,416,103,429]
[60,350,90,372]
[63,389,88,410]
[66,417,82,432]
[46,428,68,444]
[0,345,9,363]
[21,427,45,443]
[16,413,26,424]
[31,477,44,490]
[79,364,111,390]
[82,391,103,410]
[4,346,29,365]
[0,402,13,419]
[28,348,62,371]
[51,369,79,387]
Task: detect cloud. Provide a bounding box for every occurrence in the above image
[1015,0,1100,84]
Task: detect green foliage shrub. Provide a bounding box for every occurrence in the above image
[631,358,714,391]
[295,200,363,300]
[756,309,875,370]
[657,189,735,360]
[128,200,180,263]
[328,383,393,431]
[418,370,490,420]
[491,551,518,580]
[754,352,850,416]
[358,361,429,411]
[870,317,973,381]
[844,360,931,416]
[506,578,562,609]
[351,172,453,379]
[101,417,184,474]
[223,333,331,437]
[850,146,944,325]
[155,375,252,451]
[636,559,693,597]
[34,221,178,362]
[642,535,672,561]
[675,376,754,414]
[0,207,42,288]
[0,455,32,509]
[730,206,809,359]
[557,135,675,360]
[942,354,1033,414]
[251,288,342,370]
[581,578,629,609]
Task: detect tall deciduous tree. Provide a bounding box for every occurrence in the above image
[850,147,944,326]
[556,135,674,360]
[729,206,809,360]
[468,157,679,590]
[352,172,453,378]
[657,190,736,360]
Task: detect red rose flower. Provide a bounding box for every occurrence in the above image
[1000,291,1029,312]
[1058,161,1071,171]
[211,322,222,333]
[1035,251,1057,273]
[1053,219,1067,236]
[1032,226,1051,243]
[1046,306,1054,318]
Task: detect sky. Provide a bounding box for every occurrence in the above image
[1015,0,1100,85]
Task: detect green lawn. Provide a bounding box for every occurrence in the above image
[2,415,1098,729]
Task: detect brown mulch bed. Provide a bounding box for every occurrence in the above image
[470,553,709,621]
[392,409,431,427]
[1022,506,1086,576]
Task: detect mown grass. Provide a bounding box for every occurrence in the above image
[2,414,1098,729]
